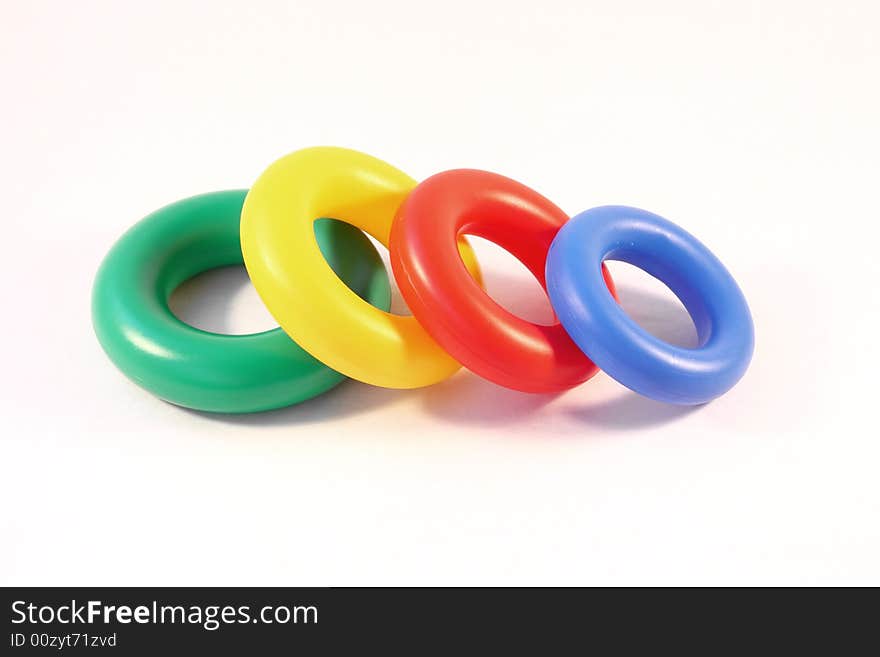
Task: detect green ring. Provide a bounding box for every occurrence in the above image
[91,190,391,413]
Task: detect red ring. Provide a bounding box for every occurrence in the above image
[390,169,616,393]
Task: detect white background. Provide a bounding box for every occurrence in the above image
[1,0,878,586]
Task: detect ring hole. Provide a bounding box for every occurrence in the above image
[463,235,556,326]
[603,261,698,348]
[168,266,277,335]
[312,219,412,316]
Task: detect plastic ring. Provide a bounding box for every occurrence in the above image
[546,205,754,405]
[241,147,483,389]
[92,190,391,413]
[391,169,616,393]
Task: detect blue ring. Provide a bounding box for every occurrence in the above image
[546,206,754,405]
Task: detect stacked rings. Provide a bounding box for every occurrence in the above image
[93,147,754,413]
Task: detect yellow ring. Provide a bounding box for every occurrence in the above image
[241,146,482,389]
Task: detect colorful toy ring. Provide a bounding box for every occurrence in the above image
[240,147,483,389]
[92,190,391,413]
[546,205,754,405]
[390,169,616,393]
